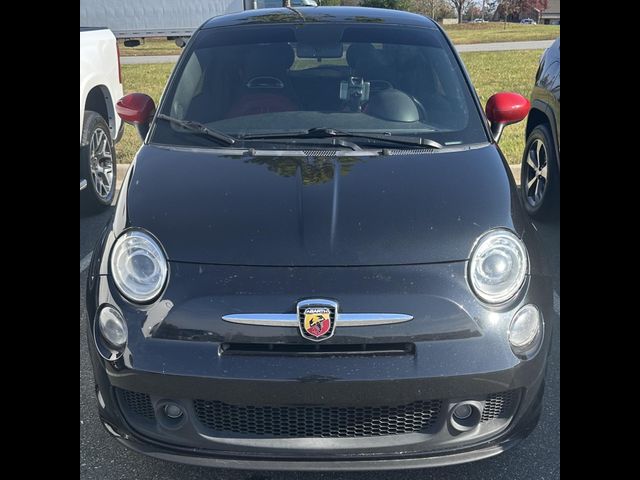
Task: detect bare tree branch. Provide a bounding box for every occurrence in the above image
[448,0,470,23]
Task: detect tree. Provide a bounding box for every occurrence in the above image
[448,0,470,23]
[485,0,498,17]
[361,0,400,8]
[496,0,547,23]
[464,3,482,21]
[400,0,455,21]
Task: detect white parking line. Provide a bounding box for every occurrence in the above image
[553,291,560,315]
[80,252,93,273]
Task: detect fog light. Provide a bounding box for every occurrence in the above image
[509,304,543,356]
[453,403,473,420]
[98,306,128,348]
[449,401,481,432]
[164,403,184,419]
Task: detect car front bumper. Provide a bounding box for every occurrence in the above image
[86,261,553,470]
[108,395,542,471]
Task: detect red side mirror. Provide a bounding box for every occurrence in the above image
[116,93,155,124]
[485,92,530,142]
[116,93,156,140]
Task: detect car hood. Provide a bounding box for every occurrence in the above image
[121,144,524,266]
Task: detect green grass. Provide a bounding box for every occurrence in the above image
[116,50,543,165]
[118,23,558,57]
[117,64,174,164]
[443,23,559,44]
[459,49,543,165]
[118,38,182,57]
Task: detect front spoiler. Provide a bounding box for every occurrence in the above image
[98,380,544,471]
[108,402,540,471]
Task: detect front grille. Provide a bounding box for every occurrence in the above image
[220,342,415,356]
[119,389,155,421]
[481,391,515,422]
[193,399,442,438]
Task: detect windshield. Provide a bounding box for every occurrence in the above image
[151,23,488,149]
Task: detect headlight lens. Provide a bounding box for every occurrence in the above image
[98,306,128,348]
[111,230,168,303]
[509,304,543,355]
[469,229,528,304]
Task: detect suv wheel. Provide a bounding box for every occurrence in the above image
[520,124,559,219]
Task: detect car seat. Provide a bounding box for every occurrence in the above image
[226,43,299,118]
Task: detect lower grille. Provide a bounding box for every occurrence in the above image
[118,389,155,421]
[116,387,517,439]
[193,399,442,438]
[481,391,515,422]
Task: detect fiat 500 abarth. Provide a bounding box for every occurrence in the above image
[86,6,553,471]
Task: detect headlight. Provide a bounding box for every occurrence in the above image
[110,230,168,303]
[509,304,543,356]
[98,306,128,348]
[468,229,528,304]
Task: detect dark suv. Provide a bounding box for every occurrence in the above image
[521,37,560,218]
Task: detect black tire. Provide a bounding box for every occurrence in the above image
[520,124,559,219]
[80,111,117,213]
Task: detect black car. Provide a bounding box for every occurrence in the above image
[521,37,560,218]
[86,6,553,470]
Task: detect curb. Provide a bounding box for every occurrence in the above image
[117,163,521,188]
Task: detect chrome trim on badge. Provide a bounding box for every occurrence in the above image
[222,313,413,327]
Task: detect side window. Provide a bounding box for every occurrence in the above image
[541,60,559,90]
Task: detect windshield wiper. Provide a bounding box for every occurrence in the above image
[156,114,237,146]
[240,128,443,149]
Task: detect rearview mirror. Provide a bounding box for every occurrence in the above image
[485,92,530,142]
[116,93,156,140]
[296,43,344,59]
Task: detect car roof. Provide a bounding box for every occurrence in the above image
[202,6,438,30]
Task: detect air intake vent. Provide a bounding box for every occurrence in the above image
[118,389,156,421]
[302,150,339,157]
[481,391,515,422]
[220,342,415,356]
[193,399,442,438]
[383,149,437,156]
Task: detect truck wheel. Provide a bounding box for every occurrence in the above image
[81,111,116,212]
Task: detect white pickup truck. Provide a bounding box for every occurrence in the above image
[80,27,124,211]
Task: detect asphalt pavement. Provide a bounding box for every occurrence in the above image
[120,40,554,64]
[80,185,559,480]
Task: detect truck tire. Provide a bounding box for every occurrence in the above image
[81,111,117,212]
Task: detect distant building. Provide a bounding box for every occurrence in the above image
[540,0,560,25]
[492,0,560,24]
